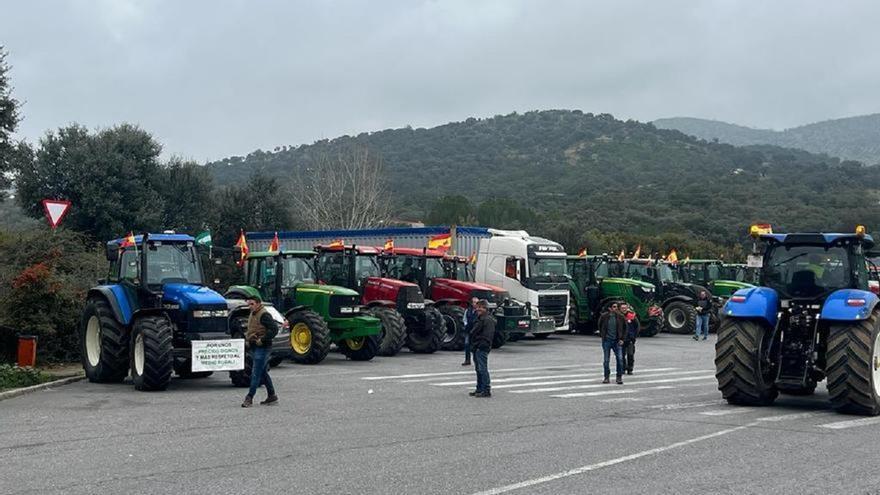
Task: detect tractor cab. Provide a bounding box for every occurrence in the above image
[677,259,755,299]
[443,255,475,282]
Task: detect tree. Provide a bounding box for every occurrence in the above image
[477,198,536,229]
[158,158,216,233]
[0,46,21,195]
[426,195,476,226]
[212,172,294,247]
[291,146,391,230]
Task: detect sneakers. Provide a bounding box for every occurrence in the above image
[461,361,471,366]
[260,395,279,406]
[626,370,633,375]
[241,396,253,408]
[602,377,610,384]
[474,391,492,398]
[469,390,478,396]
[693,335,699,341]
[616,376,624,385]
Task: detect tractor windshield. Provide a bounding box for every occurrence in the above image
[355,254,381,280]
[282,256,316,287]
[763,244,852,298]
[145,243,203,285]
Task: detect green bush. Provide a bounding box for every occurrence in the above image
[0,363,50,390]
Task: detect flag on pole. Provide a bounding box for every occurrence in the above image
[667,249,678,263]
[328,239,344,249]
[631,245,641,260]
[577,248,587,258]
[384,239,394,251]
[194,231,212,247]
[119,232,136,249]
[234,230,249,266]
[268,232,280,253]
[617,249,625,261]
[428,232,452,252]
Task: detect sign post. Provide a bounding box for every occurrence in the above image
[41,199,72,230]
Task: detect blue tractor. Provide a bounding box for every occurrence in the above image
[80,233,244,391]
[718,228,880,415]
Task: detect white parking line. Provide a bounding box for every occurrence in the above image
[430,368,681,387]
[491,370,712,390]
[399,368,592,383]
[361,364,583,380]
[649,400,720,411]
[818,416,880,430]
[508,374,717,394]
[700,408,756,417]
[551,389,640,398]
[756,412,829,423]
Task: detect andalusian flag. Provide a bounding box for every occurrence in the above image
[268,232,280,253]
[384,239,394,251]
[328,239,344,249]
[577,248,587,258]
[631,245,641,260]
[119,231,136,249]
[234,230,249,266]
[428,232,451,252]
[194,231,212,247]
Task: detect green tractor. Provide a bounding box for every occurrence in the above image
[567,255,663,337]
[225,251,382,365]
[676,259,755,299]
[719,262,761,286]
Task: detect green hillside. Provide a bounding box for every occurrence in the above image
[206,110,880,247]
[654,114,880,166]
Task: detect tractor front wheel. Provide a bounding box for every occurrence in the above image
[288,310,331,365]
[130,316,174,391]
[438,305,466,351]
[406,307,444,353]
[714,318,778,406]
[827,311,880,415]
[338,335,379,361]
[664,301,697,335]
[80,298,129,383]
[228,316,253,387]
[368,307,406,356]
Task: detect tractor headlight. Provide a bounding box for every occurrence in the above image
[339,307,354,314]
[193,310,228,318]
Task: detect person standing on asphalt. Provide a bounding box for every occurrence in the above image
[694,290,712,341]
[461,297,479,366]
[597,302,626,384]
[469,299,495,397]
[242,294,279,408]
[620,304,640,375]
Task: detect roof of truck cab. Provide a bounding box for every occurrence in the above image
[107,233,194,246]
[760,233,874,248]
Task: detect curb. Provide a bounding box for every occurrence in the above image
[0,375,85,401]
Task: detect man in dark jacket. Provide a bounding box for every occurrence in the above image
[620,304,640,375]
[242,294,279,408]
[597,303,626,384]
[461,297,479,366]
[469,299,495,397]
[694,290,712,341]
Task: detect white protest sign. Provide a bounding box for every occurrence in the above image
[747,254,763,268]
[191,339,245,372]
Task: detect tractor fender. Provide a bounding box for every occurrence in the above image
[433,298,466,308]
[820,289,879,321]
[223,286,253,301]
[598,296,624,308]
[130,307,170,327]
[87,286,133,326]
[661,295,693,307]
[365,300,397,309]
[424,298,436,308]
[284,305,312,318]
[721,287,779,327]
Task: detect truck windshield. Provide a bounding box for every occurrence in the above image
[529,256,567,278]
[146,243,203,285]
[282,257,316,286]
[763,245,852,298]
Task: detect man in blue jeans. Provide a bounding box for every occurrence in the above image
[242,295,279,407]
[694,290,712,341]
[597,303,626,384]
[461,297,478,366]
[469,299,495,397]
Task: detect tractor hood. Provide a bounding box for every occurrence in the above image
[713,280,754,291]
[163,283,227,310]
[601,277,654,290]
[434,278,506,294]
[296,283,360,297]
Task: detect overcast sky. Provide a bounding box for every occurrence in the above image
[3,0,879,161]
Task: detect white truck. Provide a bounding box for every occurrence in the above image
[474,229,569,336]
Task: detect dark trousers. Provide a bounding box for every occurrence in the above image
[602,339,624,378]
[621,340,636,372]
[248,347,275,398]
[474,348,490,392]
[463,333,471,363]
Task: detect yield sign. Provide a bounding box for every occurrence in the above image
[42,199,72,229]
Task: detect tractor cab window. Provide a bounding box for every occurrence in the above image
[763,245,852,298]
[355,255,381,282]
[317,252,349,287]
[119,249,139,282]
[385,256,420,283]
[707,264,721,281]
[425,258,446,280]
[593,260,610,279]
[282,257,316,287]
[145,243,203,286]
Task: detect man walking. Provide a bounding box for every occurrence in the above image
[694,290,712,341]
[469,299,495,397]
[461,297,479,366]
[242,294,279,408]
[597,302,626,384]
[620,304,640,375]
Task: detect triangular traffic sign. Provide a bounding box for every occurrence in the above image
[42,199,72,229]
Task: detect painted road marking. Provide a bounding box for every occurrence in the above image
[361,364,583,380]
[508,374,717,394]
[649,400,720,411]
[491,370,712,390]
[818,416,880,430]
[700,408,757,416]
[431,368,683,387]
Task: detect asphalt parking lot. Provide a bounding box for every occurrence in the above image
[3,333,880,495]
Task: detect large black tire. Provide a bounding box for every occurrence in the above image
[714,318,778,406]
[827,312,880,415]
[174,360,213,379]
[492,326,508,349]
[288,310,331,365]
[639,318,661,338]
[338,334,379,361]
[439,305,466,351]
[664,301,697,335]
[406,307,444,354]
[368,307,406,356]
[130,316,174,392]
[228,316,253,387]
[80,297,129,383]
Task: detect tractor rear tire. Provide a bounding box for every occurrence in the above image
[228,316,253,387]
[80,297,129,383]
[338,334,379,361]
[714,318,778,406]
[288,310,331,365]
[369,307,406,356]
[826,311,880,415]
[130,316,174,392]
[492,327,508,349]
[406,307,444,353]
[664,301,697,335]
[439,305,466,351]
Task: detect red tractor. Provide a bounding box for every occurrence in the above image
[381,248,530,350]
[314,244,444,355]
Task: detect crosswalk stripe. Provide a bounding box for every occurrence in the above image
[399,368,592,383]
[551,389,639,398]
[361,364,583,381]
[650,400,720,411]
[429,367,681,387]
[491,370,712,390]
[508,374,717,394]
[700,408,757,416]
[818,416,880,430]
[756,412,829,422]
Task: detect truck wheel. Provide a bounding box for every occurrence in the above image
[80,297,129,383]
[338,334,379,361]
[714,318,778,406]
[438,305,466,351]
[130,316,174,391]
[228,316,253,387]
[174,360,213,379]
[827,311,880,415]
[288,310,331,365]
[406,307,443,353]
[491,327,508,349]
[368,307,406,356]
[664,301,697,334]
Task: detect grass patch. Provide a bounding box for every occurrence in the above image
[0,364,53,391]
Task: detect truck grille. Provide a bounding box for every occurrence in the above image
[538,294,568,326]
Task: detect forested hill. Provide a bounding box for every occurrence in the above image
[653,114,880,166]
[206,110,880,247]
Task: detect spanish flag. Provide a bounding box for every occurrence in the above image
[632,245,641,260]
[428,232,451,252]
[667,249,679,263]
[234,230,249,266]
[268,232,280,253]
[384,239,394,251]
[617,249,625,261]
[328,239,344,249]
[577,248,587,258]
[119,231,136,249]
